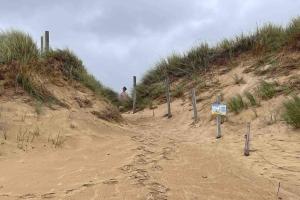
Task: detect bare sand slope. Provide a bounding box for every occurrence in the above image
[0,98,299,199]
[122,99,299,200]
[0,79,299,199]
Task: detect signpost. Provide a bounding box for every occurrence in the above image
[212,94,226,139]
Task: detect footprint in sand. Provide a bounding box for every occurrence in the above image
[129,168,150,185]
[134,154,149,165]
[41,192,56,199]
[146,182,169,200]
[19,193,37,199]
[103,178,118,185]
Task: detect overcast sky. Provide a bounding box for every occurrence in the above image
[0,0,299,91]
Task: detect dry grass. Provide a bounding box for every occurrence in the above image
[48,132,65,148]
[91,106,123,123]
[16,127,40,151]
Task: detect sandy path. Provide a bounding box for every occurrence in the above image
[0,100,299,199]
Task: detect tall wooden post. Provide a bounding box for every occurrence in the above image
[40,36,44,54]
[216,94,222,139]
[132,76,137,114]
[44,31,50,52]
[244,122,250,156]
[191,88,198,123]
[165,77,172,118]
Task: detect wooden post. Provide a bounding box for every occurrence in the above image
[216,94,221,139]
[132,76,137,114]
[44,31,50,52]
[191,88,198,123]
[244,122,250,156]
[40,36,44,54]
[165,77,172,118]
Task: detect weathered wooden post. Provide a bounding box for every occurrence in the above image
[132,76,137,114]
[244,122,250,156]
[40,36,44,54]
[191,88,198,123]
[216,94,221,138]
[165,77,172,118]
[44,31,50,52]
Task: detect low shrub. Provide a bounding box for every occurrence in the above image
[282,96,300,128]
[244,91,259,106]
[257,81,277,100]
[227,94,246,114]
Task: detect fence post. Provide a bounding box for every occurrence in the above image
[244,122,250,156]
[191,88,198,123]
[40,36,44,54]
[165,77,172,118]
[44,31,50,52]
[132,76,137,114]
[216,94,222,139]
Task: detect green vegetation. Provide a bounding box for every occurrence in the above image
[0,31,120,107]
[257,81,277,100]
[44,49,120,106]
[172,84,185,98]
[227,94,246,114]
[244,91,259,106]
[282,96,300,128]
[136,17,300,107]
[0,30,38,64]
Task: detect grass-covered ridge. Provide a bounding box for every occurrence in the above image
[0,30,39,64]
[136,17,300,107]
[0,30,120,106]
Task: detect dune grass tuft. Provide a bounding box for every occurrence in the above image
[227,94,246,114]
[0,30,38,64]
[282,96,300,128]
[257,81,277,100]
[44,49,120,106]
[135,17,300,106]
[244,91,259,106]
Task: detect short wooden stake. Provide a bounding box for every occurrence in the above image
[44,31,50,52]
[216,94,221,138]
[165,77,172,118]
[40,36,44,53]
[244,122,250,156]
[191,88,198,123]
[132,76,137,114]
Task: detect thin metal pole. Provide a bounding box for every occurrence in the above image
[165,77,172,118]
[191,88,198,123]
[132,76,137,114]
[216,94,221,139]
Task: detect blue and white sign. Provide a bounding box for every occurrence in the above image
[212,103,227,115]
